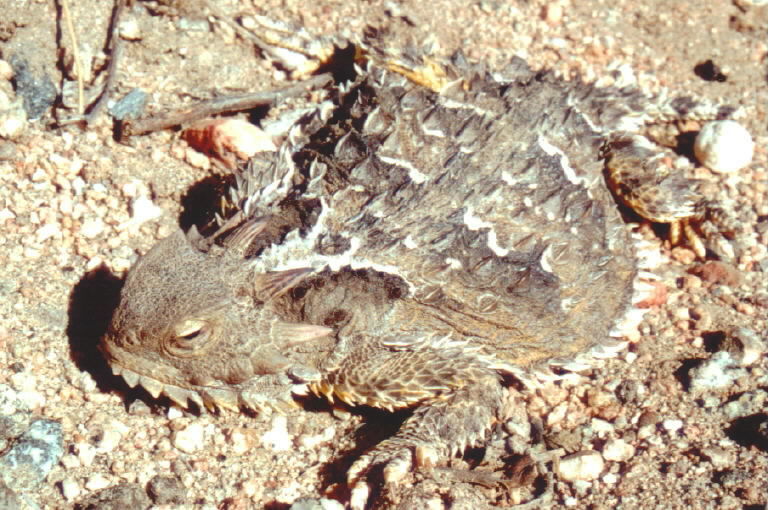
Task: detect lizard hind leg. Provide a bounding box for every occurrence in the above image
[602,134,713,257]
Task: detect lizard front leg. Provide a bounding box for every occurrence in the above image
[310,333,515,509]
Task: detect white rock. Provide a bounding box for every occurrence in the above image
[0,100,27,140]
[61,477,81,501]
[130,195,163,225]
[36,223,61,242]
[167,406,184,420]
[701,446,732,468]
[80,217,106,239]
[95,427,122,453]
[85,473,111,491]
[60,454,81,469]
[76,442,97,467]
[298,425,336,450]
[662,418,683,433]
[694,120,754,174]
[261,415,291,452]
[0,59,13,81]
[240,16,257,30]
[173,422,206,453]
[10,372,37,392]
[602,438,635,462]
[118,18,142,40]
[557,451,604,482]
[591,418,614,435]
[228,428,250,456]
[563,496,578,507]
[0,208,16,221]
[16,390,45,410]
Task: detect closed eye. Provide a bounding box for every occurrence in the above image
[166,318,213,357]
[174,319,207,339]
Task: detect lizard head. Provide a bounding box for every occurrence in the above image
[100,225,333,412]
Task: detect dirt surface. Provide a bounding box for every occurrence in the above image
[0,0,766,509]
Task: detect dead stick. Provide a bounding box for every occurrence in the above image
[60,0,85,114]
[120,73,332,138]
[85,0,126,125]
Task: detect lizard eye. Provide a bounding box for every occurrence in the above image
[166,319,212,357]
[175,319,207,339]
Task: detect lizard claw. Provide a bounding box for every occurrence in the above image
[347,441,441,508]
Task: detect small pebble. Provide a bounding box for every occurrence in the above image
[261,415,292,452]
[722,390,768,419]
[602,438,635,462]
[76,483,151,509]
[298,426,336,450]
[94,426,123,454]
[110,88,148,121]
[290,497,346,510]
[85,473,111,491]
[184,146,211,170]
[227,427,255,456]
[118,18,142,40]
[662,418,684,433]
[36,223,61,242]
[0,99,27,140]
[61,477,81,501]
[0,59,13,81]
[130,196,163,224]
[720,327,764,366]
[557,451,604,482]
[147,475,186,505]
[694,120,754,174]
[543,3,563,26]
[167,406,184,420]
[172,423,206,453]
[80,217,106,239]
[700,447,732,468]
[76,442,97,467]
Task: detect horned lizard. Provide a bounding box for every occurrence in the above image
[100,18,738,508]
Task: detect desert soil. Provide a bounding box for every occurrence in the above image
[0,0,766,509]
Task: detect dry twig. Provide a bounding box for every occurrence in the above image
[84,0,127,125]
[60,0,85,114]
[119,73,332,139]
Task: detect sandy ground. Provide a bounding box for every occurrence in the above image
[0,0,766,508]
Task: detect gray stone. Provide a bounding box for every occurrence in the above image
[689,352,746,393]
[0,384,32,442]
[0,419,64,491]
[74,483,151,510]
[146,475,186,505]
[9,55,56,120]
[721,389,768,419]
[110,89,148,121]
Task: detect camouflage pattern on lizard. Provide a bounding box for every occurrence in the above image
[100,21,739,508]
